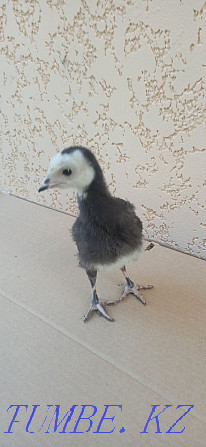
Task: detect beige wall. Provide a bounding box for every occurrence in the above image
[1,0,206,259]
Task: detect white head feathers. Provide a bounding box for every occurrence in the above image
[39,149,95,193]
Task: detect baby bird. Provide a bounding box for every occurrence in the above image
[39,146,153,322]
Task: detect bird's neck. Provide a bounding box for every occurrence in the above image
[77,177,111,216]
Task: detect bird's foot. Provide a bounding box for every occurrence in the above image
[101,282,153,307]
[83,301,114,323]
[120,283,153,306]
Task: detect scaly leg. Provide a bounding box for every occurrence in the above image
[101,265,153,306]
[83,270,114,322]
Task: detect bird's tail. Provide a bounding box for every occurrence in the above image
[145,242,155,252]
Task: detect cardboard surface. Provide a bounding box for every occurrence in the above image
[0,193,206,446]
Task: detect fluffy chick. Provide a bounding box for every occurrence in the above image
[39,146,153,322]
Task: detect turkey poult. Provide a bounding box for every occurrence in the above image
[39,146,153,322]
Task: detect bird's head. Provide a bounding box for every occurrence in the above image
[38,146,97,194]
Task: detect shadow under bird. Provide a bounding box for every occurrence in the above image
[39,146,153,322]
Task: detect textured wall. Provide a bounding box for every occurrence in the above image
[1,0,206,259]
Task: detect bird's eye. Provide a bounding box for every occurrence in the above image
[62,169,72,176]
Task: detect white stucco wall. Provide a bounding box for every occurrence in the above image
[1,0,206,259]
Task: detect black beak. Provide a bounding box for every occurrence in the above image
[38,185,49,193]
[39,177,50,192]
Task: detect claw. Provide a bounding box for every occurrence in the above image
[136,284,153,290]
[83,308,94,322]
[122,284,147,305]
[83,302,114,322]
[101,283,153,307]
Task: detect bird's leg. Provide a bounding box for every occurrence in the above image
[120,265,153,305]
[83,270,114,322]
